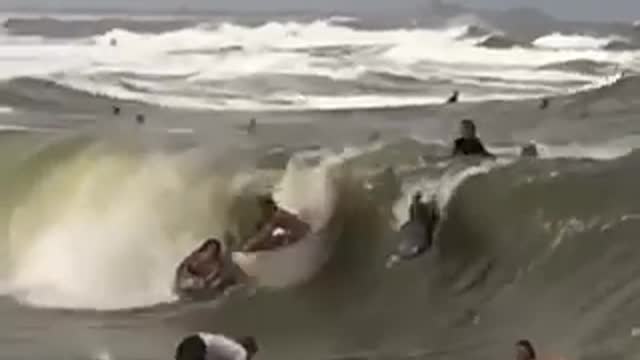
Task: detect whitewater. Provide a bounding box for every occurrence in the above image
[0,11,640,360]
[0,17,638,111]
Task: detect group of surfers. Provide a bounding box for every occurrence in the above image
[174,117,541,298]
[171,118,554,360]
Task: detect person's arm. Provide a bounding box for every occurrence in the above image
[477,141,495,158]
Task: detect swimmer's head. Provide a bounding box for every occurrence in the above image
[515,339,536,360]
[520,143,539,157]
[459,119,476,139]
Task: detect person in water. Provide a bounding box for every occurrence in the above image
[255,195,278,230]
[247,118,257,135]
[539,97,550,110]
[408,191,439,244]
[175,333,258,360]
[446,90,459,104]
[515,339,536,360]
[520,142,539,158]
[452,119,494,158]
[385,191,440,268]
[243,195,311,252]
[409,192,429,222]
[174,238,245,299]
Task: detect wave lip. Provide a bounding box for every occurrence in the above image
[475,34,528,49]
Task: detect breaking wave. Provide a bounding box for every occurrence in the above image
[0,19,637,111]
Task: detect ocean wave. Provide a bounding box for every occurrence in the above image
[533,32,633,50]
[0,131,634,310]
[0,20,636,111]
[452,24,494,40]
[538,59,619,75]
[475,34,529,49]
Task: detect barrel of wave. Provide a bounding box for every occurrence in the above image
[4,143,236,310]
[232,153,342,289]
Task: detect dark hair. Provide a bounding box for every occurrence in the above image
[175,335,207,360]
[461,119,476,130]
[258,196,276,208]
[201,239,221,253]
[516,339,536,359]
[236,336,259,356]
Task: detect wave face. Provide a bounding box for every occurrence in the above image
[0,129,639,360]
[0,18,638,111]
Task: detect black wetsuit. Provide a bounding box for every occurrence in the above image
[409,201,429,222]
[452,137,493,157]
[406,200,440,253]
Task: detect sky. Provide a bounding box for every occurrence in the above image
[0,0,638,22]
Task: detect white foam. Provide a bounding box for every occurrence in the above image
[0,20,638,110]
[5,149,235,310]
[533,33,630,50]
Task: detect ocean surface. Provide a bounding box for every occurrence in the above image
[0,9,640,360]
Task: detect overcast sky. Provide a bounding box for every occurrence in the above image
[1,0,638,22]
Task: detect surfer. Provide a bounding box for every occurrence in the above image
[247,118,257,135]
[520,142,539,157]
[112,105,121,116]
[408,192,431,222]
[452,119,494,158]
[446,90,459,104]
[136,114,145,125]
[408,191,439,249]
[243,195,311,252]
[386,191,440,268]
[175,333,258,360]
[539,97,550,110]
[173,238,244,300]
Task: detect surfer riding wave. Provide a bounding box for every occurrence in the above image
[386,191,441,268]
